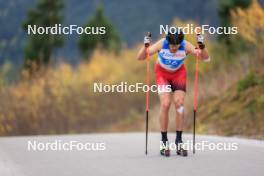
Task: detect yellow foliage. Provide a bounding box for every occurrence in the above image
[0,46,152,135]
[231,0,264,45]
[77,47,149,85]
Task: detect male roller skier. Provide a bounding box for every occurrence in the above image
[137,29,210,157]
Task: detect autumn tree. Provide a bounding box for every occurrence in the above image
[218,0,251,45]
[231,0,264,46]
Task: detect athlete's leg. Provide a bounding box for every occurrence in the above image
[155,63,171,143]
[173,90,188,156]
[159,92,171,132]
[173,90,185,143]
[158,92,171,156]
[155,64,172,156]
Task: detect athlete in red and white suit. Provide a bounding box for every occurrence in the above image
[137,30,210,156]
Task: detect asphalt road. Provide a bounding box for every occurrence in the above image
[0,133,263,176]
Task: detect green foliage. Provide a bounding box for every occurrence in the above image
[237,72,260,92]
[22,0,64,70]
[0,62,13,87]
[78,5,121,60]
[256,95,264,107]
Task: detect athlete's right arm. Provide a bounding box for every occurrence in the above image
[136,38,163,60]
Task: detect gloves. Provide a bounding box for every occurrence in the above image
[144,32,152,47]
[197,34,205,50]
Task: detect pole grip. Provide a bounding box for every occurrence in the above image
[144,32,152,48]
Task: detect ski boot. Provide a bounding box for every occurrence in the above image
[160,141,170,157]
[176,142,188,157]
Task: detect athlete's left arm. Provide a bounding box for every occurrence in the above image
[185,41,210,62]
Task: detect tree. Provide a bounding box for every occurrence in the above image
[218,0,251,45]
[22,0,64,71]
[231,0,264,46]
[78,5,121,60]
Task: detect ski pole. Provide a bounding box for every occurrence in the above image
[145,32,151,155]
[193,51,199,154]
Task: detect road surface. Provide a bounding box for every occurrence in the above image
[0,133,263,176]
